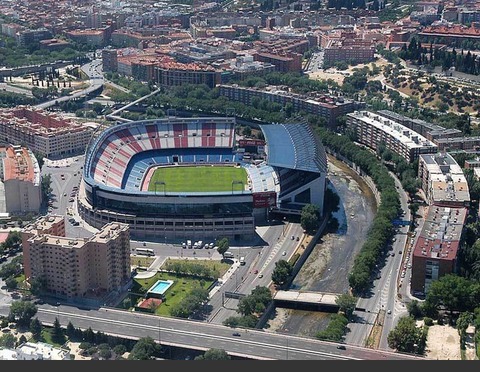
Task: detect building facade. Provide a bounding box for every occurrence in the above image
[0,145,41,214]
[418,153,470,208]
[22,217,130,299]
[410,205,467,296]
[218,84,356,128]
[0,107,92,159]
[346,111,438,162]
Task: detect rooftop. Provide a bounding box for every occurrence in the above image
[413,206,467,261]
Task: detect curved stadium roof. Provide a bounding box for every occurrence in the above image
[260,123,327,174]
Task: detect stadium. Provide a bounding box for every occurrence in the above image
[78,116,327,241]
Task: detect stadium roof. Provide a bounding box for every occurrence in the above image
[260,123,327,173]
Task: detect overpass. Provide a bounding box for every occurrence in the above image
[8,305,423,361]
[34,60,104,110]
[105,88,162,123]
[274,290,343,312]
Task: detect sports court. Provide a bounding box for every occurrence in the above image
[147,165,248,193]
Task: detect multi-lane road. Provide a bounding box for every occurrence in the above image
[0,304,423,360]
[34,59,104,110]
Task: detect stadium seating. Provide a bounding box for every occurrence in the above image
[89,120,239,190]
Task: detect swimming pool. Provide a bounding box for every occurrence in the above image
[147,279,174,297]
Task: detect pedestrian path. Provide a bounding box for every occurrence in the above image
[209,259,241,298]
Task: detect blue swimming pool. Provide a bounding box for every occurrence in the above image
[148,279,174,296]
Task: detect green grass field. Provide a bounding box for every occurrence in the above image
[148,165,248,192]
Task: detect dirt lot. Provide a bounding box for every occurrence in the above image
[308,56,393,86]
[424,323,477,360]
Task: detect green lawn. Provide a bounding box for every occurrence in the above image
[130,260,231,316]
[133,272,214,316]
[148,165,247,193]
[130,256,155,268]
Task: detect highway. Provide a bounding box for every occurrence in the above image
[0,304,423,360]
[344,172,412,349]
[0,82,33,97]
[208,222,304,324]
[34,59,104,110]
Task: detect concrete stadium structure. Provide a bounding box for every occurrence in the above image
[78,117,327,240]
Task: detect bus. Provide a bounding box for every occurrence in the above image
[135,248,155,256]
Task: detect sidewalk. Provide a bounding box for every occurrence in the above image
[209,259,241,298]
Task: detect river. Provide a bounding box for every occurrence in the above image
[265,155,378,337]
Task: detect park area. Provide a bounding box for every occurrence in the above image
[126,259,230,317]
[148,165,247,193]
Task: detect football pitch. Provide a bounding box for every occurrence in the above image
[148,166,248,193]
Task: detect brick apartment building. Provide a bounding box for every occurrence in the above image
[218,84,356,127]
[410,206,467,296]
[0,107,92,159]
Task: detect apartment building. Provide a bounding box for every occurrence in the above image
[376,110,462,142]
[0,107,92,159]
[218,84,356,127]
[410,205,467,296]
[65,29,107,47]
[22,218,131,300]
[0,145,41,214]
[418,153,470,208]
[346,111,438,162]
[253,51,302,73]
[154,63,220,88]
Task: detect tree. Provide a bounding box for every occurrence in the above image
[66,321,76,340]
[5,277,18,290]
[33,151,44,169]
[425,274,478,316]
[51,317,65,344]
[387,316,427,353]
[98,344,112,360]
[216,237,230,256]
[30,317,42,341]
[40,173,52,203]
[300,204,320,234]
[128,336,160,360]
[456,312,473,346]
[335,293,357,320]
[195,348,231,360]
[112,344,127,358]
[407,300,424,319]
[18,334,27,345]
[0,333,15,348]
[271,259,293,286]
[9,300,37,327]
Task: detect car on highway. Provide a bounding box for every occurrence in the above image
[253,269,258,274]
[232,332,241,337]
[336,345,346,350]
[258,274,263,278]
